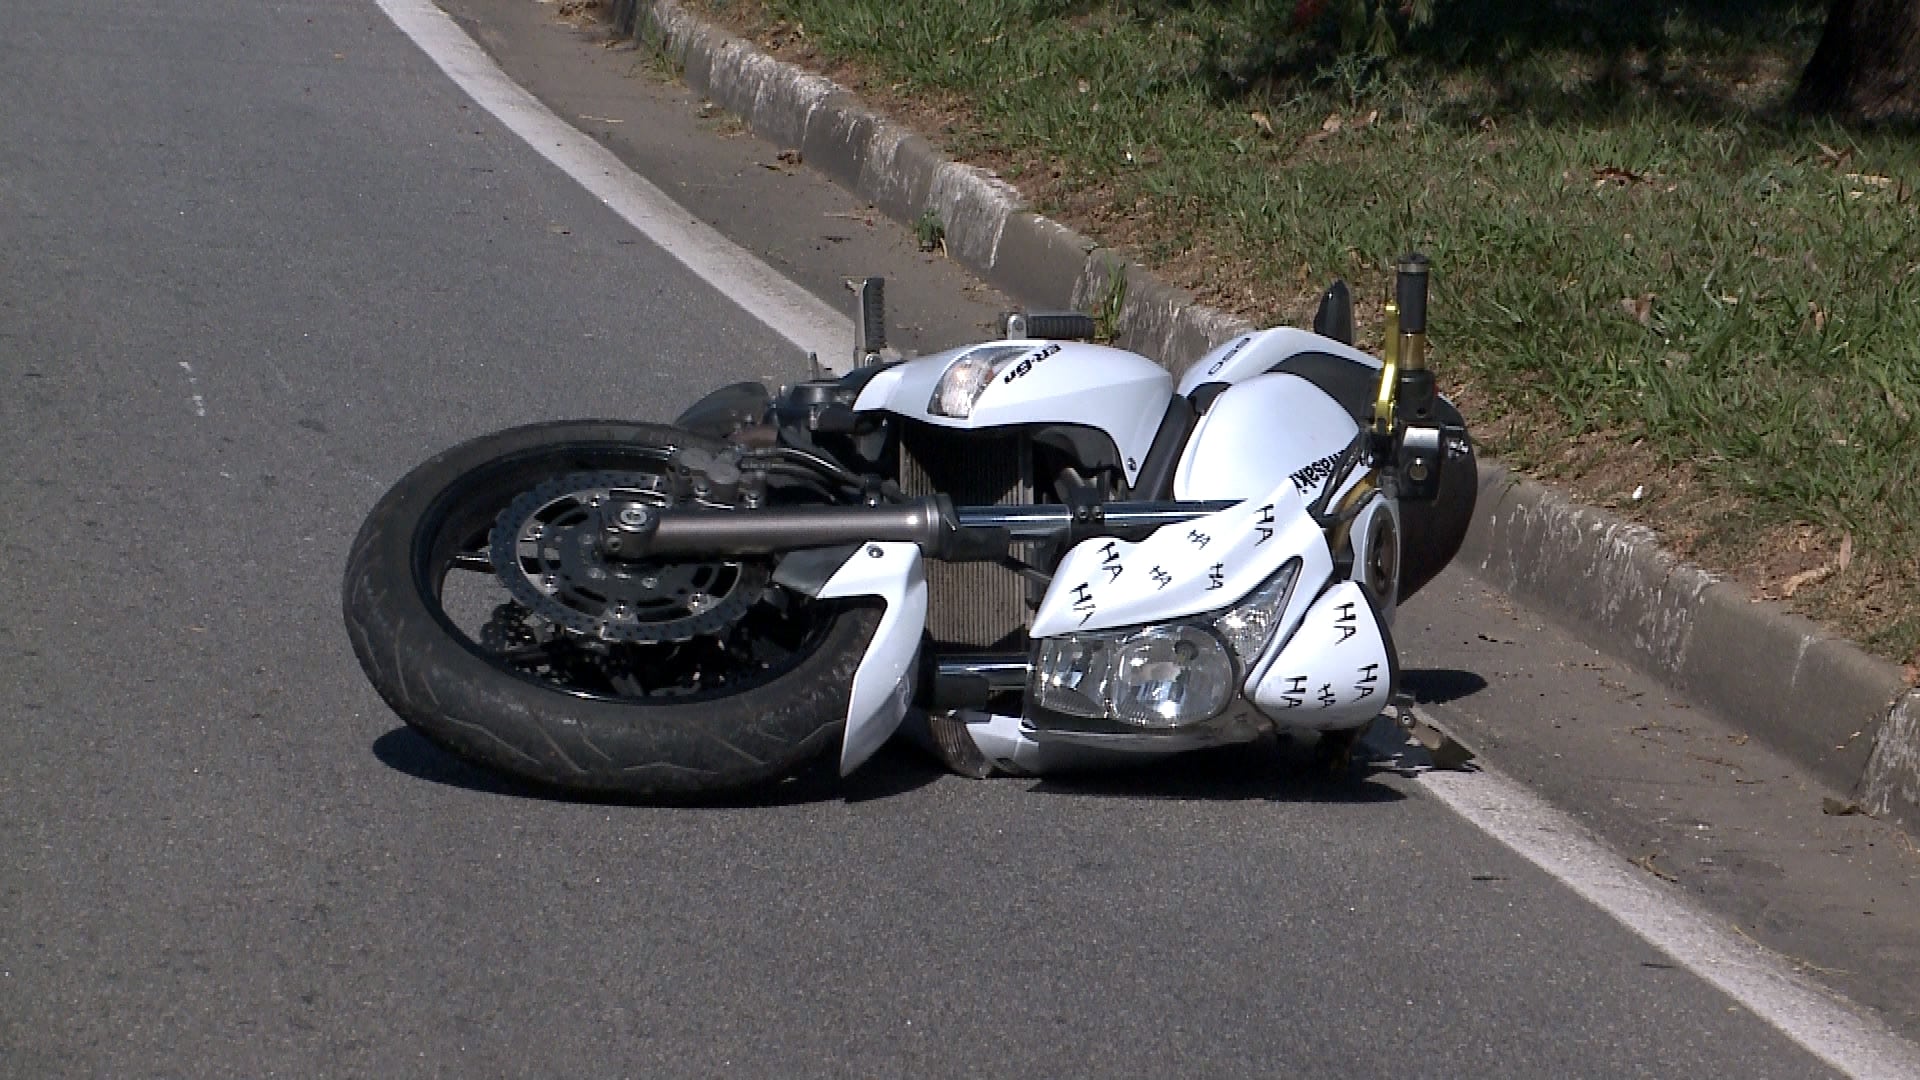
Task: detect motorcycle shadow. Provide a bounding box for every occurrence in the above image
[1019,734,1414,805]
[370,725,947,807]
[372,665,1485,806]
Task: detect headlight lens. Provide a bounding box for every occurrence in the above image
[1029,563,1301,730]
[1032,625,1236,729]
[1032,636,1114,718]
[1109,627,1236,728]
[927,345,1028,418]
[1211,559,1301,666]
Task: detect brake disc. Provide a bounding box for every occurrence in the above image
[488,470,767,644]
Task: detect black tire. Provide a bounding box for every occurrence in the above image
[341,420,882,797]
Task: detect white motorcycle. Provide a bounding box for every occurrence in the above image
[342,256,1474,794]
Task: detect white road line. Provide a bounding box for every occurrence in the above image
[372,0,853,368]
[1415,710,1920,1079]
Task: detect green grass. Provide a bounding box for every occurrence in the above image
[709,0,1920,662]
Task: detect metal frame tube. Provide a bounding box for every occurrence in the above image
[925,653,1032,709]
[637,497,1242,558]
[643,499,948,556]
[955,501,1237,539]
[934,654,1031,690]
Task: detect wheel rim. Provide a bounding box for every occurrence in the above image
[414,441,837,705]
[489,469,768,644]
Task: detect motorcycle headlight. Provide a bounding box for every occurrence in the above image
[1032,625,1236,729]
[1109,627,1237,728]
[1032,635,1114,719]
[927,345,1028,419]
[1211,559,1301,666]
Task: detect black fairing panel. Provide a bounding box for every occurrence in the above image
[674,381,770,438]
[1398,429,1475,602]
[1265,351,1378,426]
[1262,350,1475,603]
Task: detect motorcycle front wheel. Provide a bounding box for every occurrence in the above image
[341,420,881,797]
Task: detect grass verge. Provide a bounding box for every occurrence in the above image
[684,0,1918,668]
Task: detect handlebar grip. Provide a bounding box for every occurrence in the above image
[1005,311,1098,341]
[1395,253,1429,336]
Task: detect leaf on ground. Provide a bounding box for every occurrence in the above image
[1303,111,1343,144]
[1632,852,1679,882]
[1816,141,1852,169]
[1249,111,1274,137]
[1778,533,1853,599]
[1620,293,1655,325]
[1781,560,1838,598]
[1593,165,1647,188]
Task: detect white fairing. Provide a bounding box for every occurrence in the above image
[853,341,1172,488]
[1173,373,1361,504]
[1177,326,1380,395]
[816,542,928,775]
[1248,580,1396,731]
[951,708,1266,775]
[1030,479,1332,638]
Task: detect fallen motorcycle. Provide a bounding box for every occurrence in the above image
[342,255,1474,794]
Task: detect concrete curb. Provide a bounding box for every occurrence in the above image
[610,0,1920,828]
[1461,465,1914,801]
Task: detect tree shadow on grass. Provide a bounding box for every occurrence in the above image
[1158,0,1829,128]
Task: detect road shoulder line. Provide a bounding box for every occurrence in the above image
[1414,715,1920,1079]
[373,0,852,366]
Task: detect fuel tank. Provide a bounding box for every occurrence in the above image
[1172,372,1361,503]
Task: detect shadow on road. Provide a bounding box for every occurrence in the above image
[370,725,946,807]
[372,700,1473,807]
[1401,667,1488,706]
[1023,738,1409,805]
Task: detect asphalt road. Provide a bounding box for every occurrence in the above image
[0,0,1861,1075]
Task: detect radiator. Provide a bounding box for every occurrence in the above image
[898,424,1031,649]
